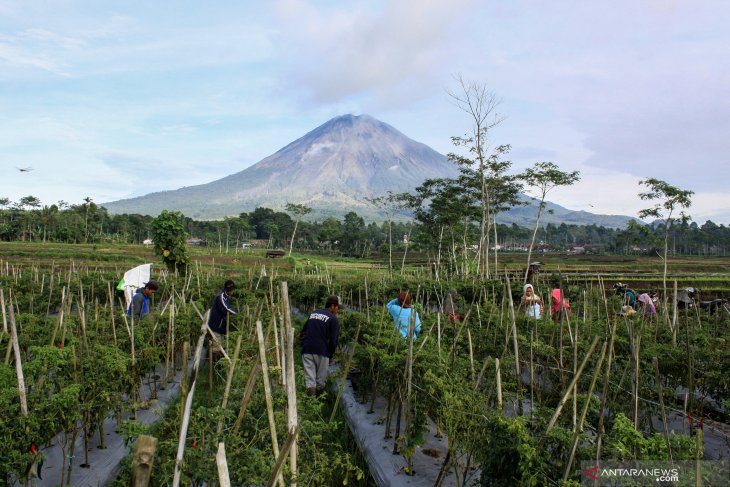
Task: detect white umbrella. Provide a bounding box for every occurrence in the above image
[117,263,153,308]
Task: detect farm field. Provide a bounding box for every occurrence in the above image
[1,242,729,485]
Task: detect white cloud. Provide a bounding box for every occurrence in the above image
[273,0,475,106]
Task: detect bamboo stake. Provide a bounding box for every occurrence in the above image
[255,319,282,481]
[216,335,242,435]
[232,359,260,434]
[265,427,300,487]
[695,428,703,487]
[467,328,475,383]
[9,290,37,485]
[653,356,673,462]
[49,286,66,347]
[281,282,298,486]
[495,358,503,409]
[563,341,607,482]
[504,271,521,386]
[330,322,361,423]
[1,288,7,334]
[172,313,209,487]
[131,435,158,487]
[9,290,28,415]
[216,442,231,487]
[437,312,441,361]
[595,320,618,471]
[546,335,601,433]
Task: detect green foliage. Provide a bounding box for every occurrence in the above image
[151,210,189,272]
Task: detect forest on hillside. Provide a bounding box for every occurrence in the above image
[1,196,729,257]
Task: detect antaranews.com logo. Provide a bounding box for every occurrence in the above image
[579,460,729,485]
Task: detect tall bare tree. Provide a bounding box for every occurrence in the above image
[365,192,401,275]
[447,75,505,278]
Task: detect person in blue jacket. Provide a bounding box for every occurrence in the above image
[387,291,422,339]
[208,279,238,353]
[127,280,158,321]
[301,295,341,396]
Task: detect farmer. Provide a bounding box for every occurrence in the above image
[613,283,638,309]
[519,284,543,319]
[208,279,237,354]
[300,295,341,396]
[676,287,697,309]
[442,288,462,324]
[127,280,158,321]
[638,293,657,314]
[549,288,571,322]
[387,291,422,339]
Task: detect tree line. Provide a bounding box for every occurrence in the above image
[1,196,728,259]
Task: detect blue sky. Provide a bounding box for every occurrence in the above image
[1,0,728,224]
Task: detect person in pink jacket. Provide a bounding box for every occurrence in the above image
[550,288,571,322]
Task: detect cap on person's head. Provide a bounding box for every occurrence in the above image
[326,295,342,309]
[145,280,159,291]
[224,279,236,291]
[398,291,412,309]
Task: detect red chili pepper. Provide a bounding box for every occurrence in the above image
[687,411,693,428]
[30,443,37,454]
[192,440,197,449]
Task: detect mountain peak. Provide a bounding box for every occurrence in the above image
[102,114,456,219]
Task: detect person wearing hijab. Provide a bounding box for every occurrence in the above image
[519,284,543,319]
[550,288,571,321]
[387,291,422,339]
[638,293,657,314]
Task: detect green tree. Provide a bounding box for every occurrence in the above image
[340,211,366,256]
[638,178,694,309]
[521,162,580,283]
[285,203,312,256]
[318,217,342,250]
[151,210,189,273]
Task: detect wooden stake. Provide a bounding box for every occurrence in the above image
[265,426,300,487]
[546,335,601,433]
[0,288,7,334]
[563,341,607,482]
[9,290,28,414]
[653,356,673,462]
[131,435,158,487]
[504,271,521,386]
[232,360,261,435]
[216,442,231,487]
[255,319,282,484]
[595,320,618,471]
[695,428,703,487]
[495,358,503,409]
[467,328,475,383]
[281,282,298,486]
[172,313,209,487]
[217,335,242,435]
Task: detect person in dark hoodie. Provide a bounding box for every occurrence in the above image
[300,295,341,396]
[208,279,237,354]
[127,280,158,321]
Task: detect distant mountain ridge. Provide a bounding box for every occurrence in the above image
[102,114,636,229]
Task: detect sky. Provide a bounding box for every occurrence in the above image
[1,0,728,224]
